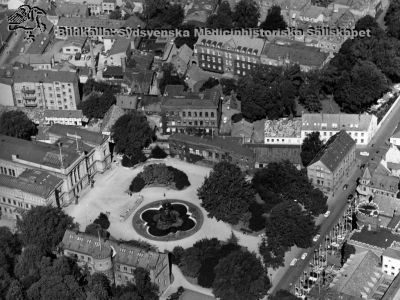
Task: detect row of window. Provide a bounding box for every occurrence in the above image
[167,111,215,118]
[200,48,257,63]
[0,167,15,177]
[201,63,222,71]
[2,197,31,209]
[170,120,216,126]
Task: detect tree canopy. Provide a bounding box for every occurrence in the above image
[260,5,287,30]
[253,161,327,215]
[301,131,324,167]
[0,110,37,140]
[334,61,389,113]
[197,162,254,224]
[207,1,233,29]
[17,206,76,254]
[213,250,270,300]
[111,113,154,156]
[78,91,116,119]
[237,65,301,121]
[233,0,260,28]
[385,0,400,40]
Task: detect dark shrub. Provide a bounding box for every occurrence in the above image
[130,175,146,192]
[171,246,185,265]
[187,153,203,163]
[121,155,133,167]
[93,212,110,229]
[248,202,266,232]
[167,166,190,190]
[231,113,243,123]
[151,146,167,159]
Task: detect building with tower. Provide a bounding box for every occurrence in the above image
[60,230,171,293]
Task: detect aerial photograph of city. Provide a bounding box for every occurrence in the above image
[0,0,400,299]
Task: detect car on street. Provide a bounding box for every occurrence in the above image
[347,194,354,200]
[301,253,307,260]
[343,184,348,190]
[290,258,298,266]
[360,151,369,156]
[324,211,331,218]
[313,234,320,242]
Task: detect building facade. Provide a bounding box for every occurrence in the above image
[13,69,81,110]
[301,113,378,146]
[0,169,63,219]
[194,35,265,76]
[44,110,85,126]
[168,134,255,170]
[382,242,400,277]
[390,123,400,147]
[0,134,88,205]
[60,230,171,293]
[264,118,303,145]
[161,88,222,135]
[307,130,356,195]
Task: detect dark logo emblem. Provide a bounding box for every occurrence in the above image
[7,5,47,43]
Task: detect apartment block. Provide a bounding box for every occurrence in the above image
[13,69,81,110]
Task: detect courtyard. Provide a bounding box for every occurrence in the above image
[64,157,261,252]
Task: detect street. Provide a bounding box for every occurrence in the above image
[270,95,400,294]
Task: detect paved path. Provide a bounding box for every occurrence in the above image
[270,95,400,294]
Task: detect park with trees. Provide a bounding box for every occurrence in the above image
[0,206,159,299]
[0,111,37,140]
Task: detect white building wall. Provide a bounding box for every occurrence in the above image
[382,255,400,276]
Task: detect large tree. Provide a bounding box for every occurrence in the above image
[301,131,323,167]
[213,250,270,300]
[233,0,260,28]
[265,201,319,250]
[78,91,116,119]
[197,162,254,225]
[147,4,184,28]
[385,0,400,39]
[207,1,233,29]
[298,70,324,112]
[260,5,287,30]
[111,113,154,156]
[16,206,76,253]
[334,61,389,113]
[0,227,21,273]
[0,110,37,140]
[252,161,328,216]
[237,65,299,121]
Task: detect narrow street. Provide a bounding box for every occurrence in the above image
[270,95,400,294]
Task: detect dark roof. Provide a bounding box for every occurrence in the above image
[381,272,400,300]
[103,66,124,78]
[164,85,185,97]
[169,134,254,158]
[262,42,329,67]
[26,33,52,55]
[251,144,302,166]
[138,95,161,112]
[123,15,145,28]
[0,134,81,169]
[47,124,108,146]
[58,17,126,29]
[116,95,139,110]
[0,169,62,198]
[126,71,154,94]
[13,69,78,83]
[44,110,83,119]
[162,88,221,109]
[109,37,130,56]
[308,130,355,172]
[101,104,125,133]
[128,51,154,71]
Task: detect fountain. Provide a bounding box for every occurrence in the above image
[140,201,196,236]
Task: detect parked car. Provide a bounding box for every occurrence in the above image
[290,258,298,266]
[324,211,331,218]
[347,194,354,200]
[301,253,308,260]
[360,151,369,156]
[343,184,348,190]
[313,234,320,242]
